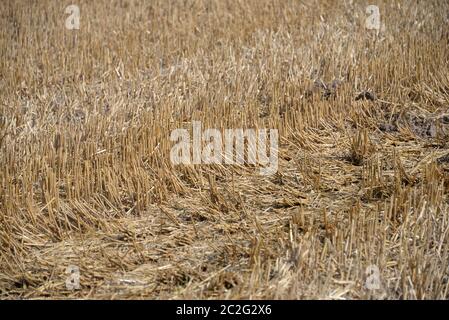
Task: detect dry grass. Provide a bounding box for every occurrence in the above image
[1,0,449,299]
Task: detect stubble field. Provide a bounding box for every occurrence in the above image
[1,0,449,299]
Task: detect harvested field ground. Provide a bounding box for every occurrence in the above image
[1,0,449,299]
